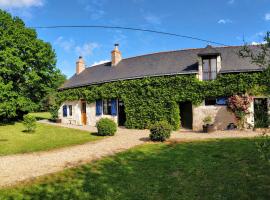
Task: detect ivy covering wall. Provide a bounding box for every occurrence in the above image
[57,70,268,130]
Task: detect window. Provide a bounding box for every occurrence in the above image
[103,99,112,115]
[216,97,228,105]
[68,105,72,116]
[63,105,67,117]
[202,56,217,80]
[205,97,228,106]
[205,98,216,106]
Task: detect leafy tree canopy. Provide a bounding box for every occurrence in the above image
[0,10,65,120]
[240,32,270,95]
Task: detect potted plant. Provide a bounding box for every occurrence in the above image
[202,115,214,133]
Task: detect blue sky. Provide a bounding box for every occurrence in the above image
[1,0,270,77]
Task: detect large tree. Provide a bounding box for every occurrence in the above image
[0,10,65,120]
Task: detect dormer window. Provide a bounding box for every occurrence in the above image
[198,45,220,81]
[202,56,217,80]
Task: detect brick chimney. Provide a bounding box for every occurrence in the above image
[111,44,122,66]
[76,56,85,75]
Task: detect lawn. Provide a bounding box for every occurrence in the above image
[0,122,102,156]
[0,139,269,200]
[28,112,51,120]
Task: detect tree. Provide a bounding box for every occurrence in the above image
[0,10,65,120]
[239,32,270,95]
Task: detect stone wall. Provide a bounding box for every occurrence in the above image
[58,101,82,125]
[192,104,237,131]
[59,101,118,126]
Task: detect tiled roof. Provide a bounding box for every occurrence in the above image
[60,45,263,89]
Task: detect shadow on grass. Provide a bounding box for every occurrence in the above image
[90,132,100,136]
[139,137,150,142]
[1,139,270,200]
[0,121,15,126]
[21,130,35,133]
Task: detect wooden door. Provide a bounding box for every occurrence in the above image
[81,101,87,125]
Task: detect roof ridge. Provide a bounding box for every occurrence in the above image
[123,45,255,61]
[85,44,251,69]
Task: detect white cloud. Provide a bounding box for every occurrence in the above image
[92,60,109,66]
[251,41,267,45]
[265,13,270,21]
[218,19,232,24]
[75,42,100,57]
[79,0,107,20]
[54,37,75,52]
[85,5,105,20]
[228,0,235,4]
[0,0,43,8]
[144,13,162,25]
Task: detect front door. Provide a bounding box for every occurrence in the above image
[81,101,87,125]
[179,101,193,129]
[118,100,126,126]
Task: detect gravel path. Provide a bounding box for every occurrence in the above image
[0,122,268,188]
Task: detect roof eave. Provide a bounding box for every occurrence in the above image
[59,71,198,90]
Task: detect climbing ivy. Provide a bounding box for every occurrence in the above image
[57,71,267,130]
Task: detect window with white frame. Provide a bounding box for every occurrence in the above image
[103,99,112,115]
[202,56,217,80]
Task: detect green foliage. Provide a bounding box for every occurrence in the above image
[149,121,172,142]
[254,101,269,128]
[23,114,37,132]
[255,132,270,163]
[239,31,270,95]
[0,10,65,121]
[57,71,266,130]
[49,105,59,121]
[96,118,117,136]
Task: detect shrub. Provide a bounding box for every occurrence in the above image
[96,118,117,136]
[49,104,59,121]
[149,121,172,142]
[227,94,253,129]
[23,114,37,132]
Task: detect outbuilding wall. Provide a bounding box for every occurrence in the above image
[58,101,118,126]
[58,101,82,125]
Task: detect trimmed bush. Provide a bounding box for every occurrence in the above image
[23,114,37,132]
[149,121,172,142]
[96,118,117,136]
[49,105,59,121]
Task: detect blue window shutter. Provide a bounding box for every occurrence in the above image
[111,99,117,116]
[96,100,102,116]
[63,105,67,117]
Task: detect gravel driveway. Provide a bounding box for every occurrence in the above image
[0,122,267,188]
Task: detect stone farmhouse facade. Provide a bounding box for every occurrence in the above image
[58,44,269,131]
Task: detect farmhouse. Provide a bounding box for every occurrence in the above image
[58,44,269,131]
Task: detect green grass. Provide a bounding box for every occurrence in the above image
[28,112,51,120]
[0,122,102,156]
[0,139,269,200]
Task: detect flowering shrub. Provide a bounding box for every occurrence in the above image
[228,94,253,129]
